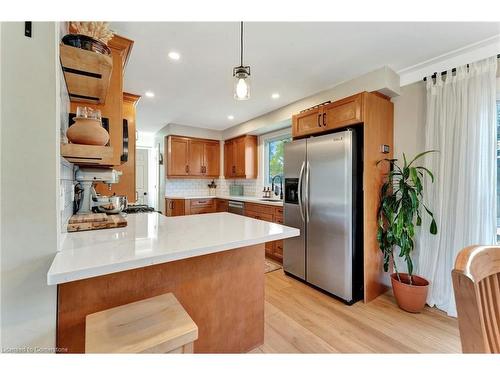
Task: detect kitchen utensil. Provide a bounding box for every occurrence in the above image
[95,195,128,214]
[62,34,111,55]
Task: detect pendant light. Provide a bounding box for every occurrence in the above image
[233,22,251,100]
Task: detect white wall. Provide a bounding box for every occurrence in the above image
[222,66,400,139]
[154,67,401,212]
[1,22,59,352]
[136,131,155,148]
[392,81,426,160]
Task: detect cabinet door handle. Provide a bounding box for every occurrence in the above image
[185,165,189,173]
[317,113,321,127]
[322,113,326,126]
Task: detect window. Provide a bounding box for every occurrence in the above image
[264,134,291,184]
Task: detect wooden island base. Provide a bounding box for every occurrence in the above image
[57,244,265,353]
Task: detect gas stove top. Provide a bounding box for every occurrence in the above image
[123,205,156,214]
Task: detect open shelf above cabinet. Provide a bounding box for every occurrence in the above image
[61,143,114,166]
[60,44,113,104]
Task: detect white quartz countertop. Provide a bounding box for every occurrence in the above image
[165,195,283,207]
[47,212,298,285]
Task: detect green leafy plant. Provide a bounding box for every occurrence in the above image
[376,151,438,285]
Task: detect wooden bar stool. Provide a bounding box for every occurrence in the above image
[85,293,198,353]
[452,245,500,353]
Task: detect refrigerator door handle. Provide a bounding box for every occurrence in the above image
[297,161,306,222]
[305,160,311,223]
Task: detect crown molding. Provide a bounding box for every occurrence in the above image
[398,34,500,86]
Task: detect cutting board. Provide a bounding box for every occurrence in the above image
[68,213,127,232]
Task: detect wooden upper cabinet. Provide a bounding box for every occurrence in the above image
[233,137,246,177]
[323,93,363,131]
[292,93,364,138]
[188,139,205,176]
[224,141,234,177]
[167,136,190,176]
[224,135,257,179]
[204,141,220,177]
[166,136,220,178]
[292,107,323,138]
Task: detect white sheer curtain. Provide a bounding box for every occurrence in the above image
[417,57,497,317]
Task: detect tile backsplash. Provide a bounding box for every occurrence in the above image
[60,158,75,232]
[165,178,264,197]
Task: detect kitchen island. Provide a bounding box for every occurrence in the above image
[48,212,299,353]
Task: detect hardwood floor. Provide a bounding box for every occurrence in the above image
[250,269,461,353]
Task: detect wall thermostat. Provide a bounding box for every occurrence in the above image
[380,144,390,154]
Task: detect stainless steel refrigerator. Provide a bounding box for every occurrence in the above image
[283,129,363,304]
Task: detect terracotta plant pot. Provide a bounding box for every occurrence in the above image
[67,117,109,146]
[390,273,429,313]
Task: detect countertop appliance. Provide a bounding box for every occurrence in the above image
[228,200,245,215]
[75,167,123,214]
[283,129,363,304]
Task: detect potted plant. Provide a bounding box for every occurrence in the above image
[377,151,437,313]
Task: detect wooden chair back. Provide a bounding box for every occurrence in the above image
[452,245,500,353]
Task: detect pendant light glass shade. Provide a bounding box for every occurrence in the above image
[233,22,251,100]
[233,66,251,100]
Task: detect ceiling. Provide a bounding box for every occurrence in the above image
[111,22,500,133]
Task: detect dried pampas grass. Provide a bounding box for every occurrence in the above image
[71,22,114,45]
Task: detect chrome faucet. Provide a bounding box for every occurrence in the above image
[271,175,283,200]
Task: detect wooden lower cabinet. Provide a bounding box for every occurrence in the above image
[187,199,216,215]
[215,199,228,212]
[165,198,185,217]
[244,203,284,263]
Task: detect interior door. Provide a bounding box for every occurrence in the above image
[204,141,220,177]
[168,136,189,176]
[283,138,307,280]
[189,140,205,176]
[136,148,149,205]
[306,131,353,301]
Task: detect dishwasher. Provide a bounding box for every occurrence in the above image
[228,200,245,215]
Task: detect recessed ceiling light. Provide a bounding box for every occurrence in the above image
[227,115,234,120]
[145,91,155,98]
[271,93,280,99]
[168,51,181,60]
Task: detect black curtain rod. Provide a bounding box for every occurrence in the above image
[422,54,500,81]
